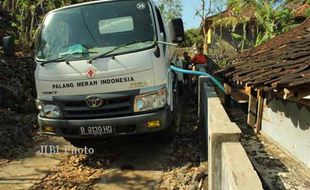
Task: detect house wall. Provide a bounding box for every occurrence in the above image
[207,21,258,56]
[261,96,310,168]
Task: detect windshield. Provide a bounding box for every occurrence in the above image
[36,0,156,61]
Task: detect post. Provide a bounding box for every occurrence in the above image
[255,89,264,134]
[247,88,258,128]
[224,83,232,108]
[198,76,210,162]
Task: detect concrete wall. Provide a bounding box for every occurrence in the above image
[261,96,310,168]
[199,77,263,190]
[208,22,258,56]
[221,142,263,190]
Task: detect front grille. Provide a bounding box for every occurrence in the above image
[57,95,133,119]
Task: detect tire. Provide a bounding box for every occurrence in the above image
[154,86,179,143]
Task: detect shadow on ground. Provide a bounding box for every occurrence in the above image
[29,91,204,190]
[226,103,289,190]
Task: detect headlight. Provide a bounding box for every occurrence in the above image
[134,88,167,112]
[36,100,61,118]
[42,105,61,118]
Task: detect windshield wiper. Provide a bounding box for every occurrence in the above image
[39,51,98,66]
[39,57,68,66]
[88,40,155,64]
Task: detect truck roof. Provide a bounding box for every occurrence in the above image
[50,0,155,13]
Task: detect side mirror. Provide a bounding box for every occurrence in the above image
[169,18,185,44]
[2,36,15,57]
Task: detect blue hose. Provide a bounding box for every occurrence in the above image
[170,65,225,93]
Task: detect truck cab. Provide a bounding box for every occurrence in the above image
[4,0,185,145]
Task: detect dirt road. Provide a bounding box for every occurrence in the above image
[0,98,206,190]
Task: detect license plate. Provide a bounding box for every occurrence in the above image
[80,126,113,136]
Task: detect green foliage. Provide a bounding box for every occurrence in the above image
[213,0,254,28]
[254,0,296,46]
[305,8,310,17]
[214,0,298,51]
[231,31,251,48]
[180,28,203,47]
[1,0,92,50]
[158,0,183,21]
[216,57,230,68]
[254,32,269,46]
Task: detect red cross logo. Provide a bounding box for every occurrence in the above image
[86,67,96,79]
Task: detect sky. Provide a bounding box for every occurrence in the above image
[154,0,226,30]
[181,0,202,30]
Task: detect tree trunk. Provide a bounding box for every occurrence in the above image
[29,8,35,40]
[241,22,247,52]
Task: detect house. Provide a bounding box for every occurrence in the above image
[199,4,257,55]
[200,2,309,56]
[214,18,310,169]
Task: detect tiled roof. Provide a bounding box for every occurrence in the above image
[214,18,310,97]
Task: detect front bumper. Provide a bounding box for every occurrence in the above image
[38,106,171,138]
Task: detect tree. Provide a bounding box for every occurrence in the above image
[158,0,183,21]
[195,0,226,52]
[254,0,297,46]
[1,0,92,50]
[196,0,208,51]
[211,0,298,51]
[180,28,203,47]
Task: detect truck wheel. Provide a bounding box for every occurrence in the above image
[156,82,180,143]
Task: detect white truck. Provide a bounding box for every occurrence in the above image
[3,0,185,146]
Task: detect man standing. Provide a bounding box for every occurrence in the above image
[182,51,191,85]
[191,43,208,72]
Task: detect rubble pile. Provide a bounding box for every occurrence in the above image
[0,112,36,158]
[0,54,38,158]
[158,164,204,190]
[0,55,36,112]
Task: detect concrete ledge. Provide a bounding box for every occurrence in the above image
[206,81,231,124]
[200,78,263,190]
[206,83,231,124]
[222,142,263,190]
[208,98,231,124]
[208,123,241,190]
